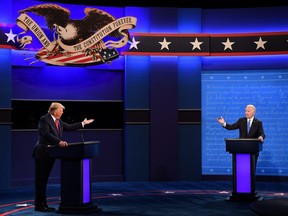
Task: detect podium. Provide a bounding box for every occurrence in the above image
[225,138,263,201]
[48,141,101,214]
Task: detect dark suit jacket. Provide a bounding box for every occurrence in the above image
[224,117,265,140]
[33,114,83,159]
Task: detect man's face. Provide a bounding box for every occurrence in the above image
[54,107,64,119]
[245,106,255,119]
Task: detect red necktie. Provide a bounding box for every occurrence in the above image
[55,119,59,131]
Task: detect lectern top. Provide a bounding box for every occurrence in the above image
[47,141,100,158]
[225,138,261,142]
[48,140,99,148]
[68,141,100,146]
[225,138,263,153]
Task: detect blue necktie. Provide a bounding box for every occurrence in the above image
[247,119,251,134]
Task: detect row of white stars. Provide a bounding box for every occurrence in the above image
[129,36,287,51]
[2,29,286,52]
[221,37,267,50]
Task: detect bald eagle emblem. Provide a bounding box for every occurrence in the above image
[16,4,137,66]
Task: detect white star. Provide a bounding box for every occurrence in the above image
[254,37,267,50]
[190,38,203,50]
[222,38,235,50]
[129,37,140,50]
[159,37,171,50]
[5,29,17,43]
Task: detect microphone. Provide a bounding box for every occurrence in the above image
[80,133,85,144]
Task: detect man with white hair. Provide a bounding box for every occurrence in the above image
[216,104,265,142]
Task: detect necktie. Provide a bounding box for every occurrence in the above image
[55,119,59,131]
[247,119,251,134]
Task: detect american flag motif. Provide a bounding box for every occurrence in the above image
[35,46,119,66]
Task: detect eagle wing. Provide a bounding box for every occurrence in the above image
[83,8,131,40]
[18,4,70,30]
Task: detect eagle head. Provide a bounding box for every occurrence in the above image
[55,23,80,45]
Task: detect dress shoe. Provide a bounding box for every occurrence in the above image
[45,206,56,211]
[35,205,54,212]
[44,201,56,211]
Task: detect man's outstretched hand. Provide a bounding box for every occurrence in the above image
[82,118,94,125]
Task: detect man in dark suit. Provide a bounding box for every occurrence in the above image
[216,104,265,142]
[33,102,94,212]
[217,104,265,169]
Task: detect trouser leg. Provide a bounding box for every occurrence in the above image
[34,158,55,206]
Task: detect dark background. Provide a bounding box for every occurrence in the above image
[12,100,124,129]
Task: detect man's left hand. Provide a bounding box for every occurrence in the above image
[258,136,264,142]
[82,118,94,125]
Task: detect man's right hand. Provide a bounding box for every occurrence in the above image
[217,117,225,124]
[58,141,68,148]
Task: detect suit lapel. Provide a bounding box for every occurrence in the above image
[48,115,59,135]
[248,119,257,135]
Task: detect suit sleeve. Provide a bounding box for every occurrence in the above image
[61,121,83,131]
[224,118,241,130]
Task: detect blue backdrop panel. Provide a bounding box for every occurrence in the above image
[179,125,201,180]
[178,56,201,108]
[124,125,150,181]
[123,7,151,182]
[150,7,178,33]
[150,56,178,181]
[12,66,123,100]
[177,8,201,33]
[125,56,150,108]
[202,6,288,33]
[177,8,202,180]
[125,7,150,32]
[0,0,12,23]
[0,50,12,106]
[202,69,288,176]
[149,6,179,179]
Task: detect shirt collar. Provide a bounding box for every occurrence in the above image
[51,115,57,121]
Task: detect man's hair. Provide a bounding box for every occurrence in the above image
[48,102,65,114]
[247,104,256,112]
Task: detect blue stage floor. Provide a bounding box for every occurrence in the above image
[0,181,288,215]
